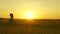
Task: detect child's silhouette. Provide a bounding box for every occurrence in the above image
[9,13,14,25]
[10,13,13,20]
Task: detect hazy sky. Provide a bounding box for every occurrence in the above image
[0,0,60,19]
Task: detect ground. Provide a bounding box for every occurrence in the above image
[0,18,60,34]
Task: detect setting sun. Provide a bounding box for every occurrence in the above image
[24,11,34,19]
[25,12,33,19]
[26,12,33,19]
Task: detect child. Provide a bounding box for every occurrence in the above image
[10,13,13,20]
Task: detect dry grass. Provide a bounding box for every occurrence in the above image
[0,18,60,34]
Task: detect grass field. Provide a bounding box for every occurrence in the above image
[0,18,60,34]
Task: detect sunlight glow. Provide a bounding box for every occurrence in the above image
[24,11,34,19]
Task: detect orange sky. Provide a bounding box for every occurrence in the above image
[0,0,60,19]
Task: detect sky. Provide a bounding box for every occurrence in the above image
[0,0,60,19]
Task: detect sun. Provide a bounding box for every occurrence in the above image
[26,12,33,19]
[24,11,34,19]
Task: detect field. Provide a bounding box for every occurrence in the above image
[0,18,60,34]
